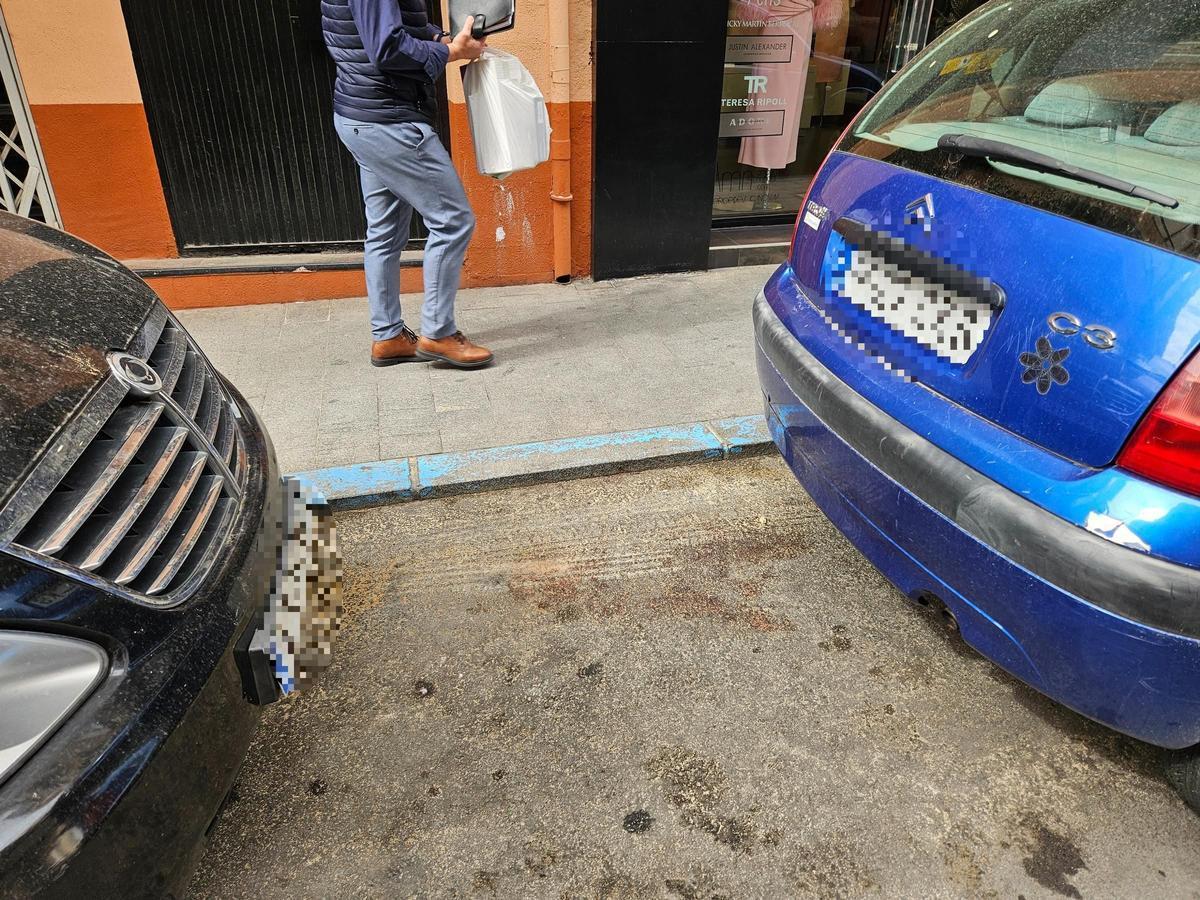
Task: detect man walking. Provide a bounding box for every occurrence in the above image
[323,1,494,369]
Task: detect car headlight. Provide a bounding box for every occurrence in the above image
[0,633,107,784]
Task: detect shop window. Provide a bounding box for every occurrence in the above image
[714,0,889,223]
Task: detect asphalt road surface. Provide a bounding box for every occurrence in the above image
[189,457,1200,899]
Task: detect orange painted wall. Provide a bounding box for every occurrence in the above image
[569,101,593,280]
[30,103,177,258]
[448,100,593,285]
[449,101,592,285]
[148,269,427,311]
[2,0,595,302]
[1,0,178,258]
[443,0,594,282]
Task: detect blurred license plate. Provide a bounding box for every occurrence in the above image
[257,478,344,694]
[840,247,994,365]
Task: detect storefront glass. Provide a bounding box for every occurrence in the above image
[713,0,892,221]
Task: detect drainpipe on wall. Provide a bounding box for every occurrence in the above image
[547,0,573,283]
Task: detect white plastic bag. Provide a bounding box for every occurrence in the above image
[462,48,551,180]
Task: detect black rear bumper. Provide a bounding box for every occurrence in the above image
[0,393,282,899]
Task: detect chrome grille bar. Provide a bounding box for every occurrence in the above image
[231,429,248,485]
[20,403,164,555]
[6,308,250,606]
[110,452,207,586]
[160,392,241,500]
[214,406,236,464]
[143,478,225,594]
[69,426,190,571]
[173,349,206,418]
[195,380,222,443]
[148,322,188,393]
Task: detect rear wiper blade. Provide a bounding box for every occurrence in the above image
[937,133,1181,210]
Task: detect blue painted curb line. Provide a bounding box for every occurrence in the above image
[292,414,773,511]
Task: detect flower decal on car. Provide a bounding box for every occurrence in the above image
[1020,337,1071,395]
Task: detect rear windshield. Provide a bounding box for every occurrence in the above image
[840,0,1200,260]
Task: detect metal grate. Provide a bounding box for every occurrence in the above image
[119,0,448,252]
[0,6,60,225]
[12,320,247,600]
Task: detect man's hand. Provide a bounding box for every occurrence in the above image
[447,16,487,62]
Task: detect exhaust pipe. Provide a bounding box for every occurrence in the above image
[914,592,959,633]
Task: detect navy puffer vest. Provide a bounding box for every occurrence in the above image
[321,0,439,125]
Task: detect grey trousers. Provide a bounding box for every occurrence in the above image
[334,114,476,341]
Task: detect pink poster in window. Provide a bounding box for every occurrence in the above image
[732,0,848,170]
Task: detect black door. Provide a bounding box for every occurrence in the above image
[592,1,728,280]
[122,0,448,255]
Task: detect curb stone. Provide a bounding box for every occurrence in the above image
[292,415,772,512]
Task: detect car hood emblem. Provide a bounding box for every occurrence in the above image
[107,351,163,396]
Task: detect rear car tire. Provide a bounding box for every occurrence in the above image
[1166,749,1200,813]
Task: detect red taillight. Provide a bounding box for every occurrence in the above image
[1118,349,1200,496]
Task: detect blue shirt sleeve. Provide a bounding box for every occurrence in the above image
[349,0,450,84]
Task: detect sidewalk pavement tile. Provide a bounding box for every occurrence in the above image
[379,430,443,460]
[179,265,776,474]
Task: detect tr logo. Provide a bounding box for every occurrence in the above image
[744,74,769,94]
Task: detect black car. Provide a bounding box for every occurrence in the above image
[0,213,339,897]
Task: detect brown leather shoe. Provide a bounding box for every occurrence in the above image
[371,328,421,367]
[417,331,494,369]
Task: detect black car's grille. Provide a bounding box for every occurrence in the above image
[10,318,247,601]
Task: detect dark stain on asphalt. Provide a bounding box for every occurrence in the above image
[578,661,604,678]
[1021,816,1087,899]
[665,873,732,899]
[492,769,506,782]
[788,837,879,896]
[649,586,795,633]
[524,849,557,879]
[705,816,758,853]
[819,625,854,652]
[685,525,808,581]
[596,872,657,898]
[623,810,654,834]
[308,777,328,796]
[646,747,760,854]
[472,870,499,895]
